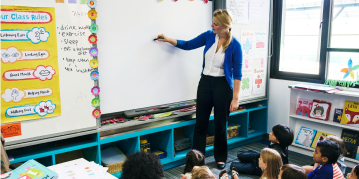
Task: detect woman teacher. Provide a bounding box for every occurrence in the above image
[156,9,242,169]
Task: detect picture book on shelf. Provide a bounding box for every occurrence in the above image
[333,109,343,123]
[311,131,335,149]
[5,159,58,179]
[296,98,313,117]
[356,147,359,160]
[295,126,317,147]
[340,101,359,124]
[341,129,359,159]
[309,100,331,121]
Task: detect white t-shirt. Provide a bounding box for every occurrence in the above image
[203,34,225,77]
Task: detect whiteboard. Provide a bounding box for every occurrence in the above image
[2,0,97,145]
[98,0,213,114]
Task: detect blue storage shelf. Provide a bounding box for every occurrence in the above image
[248,131,266,138]
[174,148,192,161]
[113,172,122,178]
[6,99,267,177]
[9,141,98,164]
[227,136,248,145]
[205,145,214,152]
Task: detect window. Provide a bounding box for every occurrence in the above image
[271,0,359,85]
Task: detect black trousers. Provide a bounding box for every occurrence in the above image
[192,75,233,162]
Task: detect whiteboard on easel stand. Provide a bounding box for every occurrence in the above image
[1,0,97,145]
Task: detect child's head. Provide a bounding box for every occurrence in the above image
[183,149,205,174]
[121,152,164,179]
[279,164,307,179]
[347,164,359,179]
[325,135,347,156]
[191,166,216,179]
[313,140,340,164]
[270,124,294,148]
[259,148,283,179]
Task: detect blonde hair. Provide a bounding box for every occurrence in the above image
[191,166,216,179]
[213,9,233,53]
[260,148,283,179]
[325,135,347,156]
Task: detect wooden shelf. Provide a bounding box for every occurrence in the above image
[290,114,359,131]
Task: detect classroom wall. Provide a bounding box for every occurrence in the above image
[267,79,294,132]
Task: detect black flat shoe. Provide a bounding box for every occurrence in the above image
[217,163,226,169]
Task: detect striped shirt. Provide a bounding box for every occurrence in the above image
[308,163,344,179]
[333,163,344,179]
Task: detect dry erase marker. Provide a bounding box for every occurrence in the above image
[153,37,164,41]
[178,102,188,106]
[169,104,178,108]
[147,108,158,112]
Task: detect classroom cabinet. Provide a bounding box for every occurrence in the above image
[6,99,268,178]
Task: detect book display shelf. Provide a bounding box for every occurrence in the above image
[5,99,268,178]
[288,85,359,168]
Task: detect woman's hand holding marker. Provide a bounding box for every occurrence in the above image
[155,34,177,46]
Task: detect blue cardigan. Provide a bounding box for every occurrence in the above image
[176,30,243,89]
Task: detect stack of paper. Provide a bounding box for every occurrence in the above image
[51,161,109,179]
[101,147,126,165]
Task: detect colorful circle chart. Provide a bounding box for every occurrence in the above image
[91,86,100,95]
[89,24,99,34]
[92,98,100,107]
[90,70,99,80]
[88,34,98,44]
[89,47,98,57]
[87,0,97,8]
[88,10,97,20]
[90,58,99,68]
[92,108,101,118]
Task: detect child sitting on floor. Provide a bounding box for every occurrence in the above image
[191,166,216,179]
[258,148,282,179]
[302,135,347,174]
[230,124,294,176]
[279,164,307,179]
[307,140,344,179]
[181,149,206,179]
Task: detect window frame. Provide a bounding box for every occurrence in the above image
[270,0,359,86]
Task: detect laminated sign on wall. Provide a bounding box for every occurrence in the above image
[1,6,61,123]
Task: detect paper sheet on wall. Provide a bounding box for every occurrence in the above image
[239,69,253,97]
[254,31,267,58]
[249,0,270,23]
[252,68,265,95]
[241,31,254,59]
[1,6,61,123]
[227,0,249,24]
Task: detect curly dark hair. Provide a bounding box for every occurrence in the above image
[120,152,164,179]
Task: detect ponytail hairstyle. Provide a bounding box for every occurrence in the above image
[260,148,283,179]
[213,9,233,53]
[183,149,206,174]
